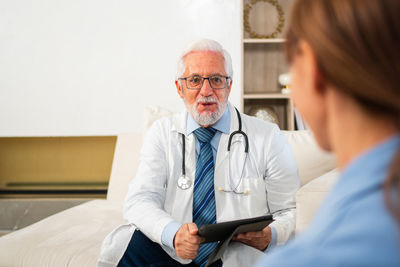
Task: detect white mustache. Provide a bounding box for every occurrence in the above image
[196,97,218,104]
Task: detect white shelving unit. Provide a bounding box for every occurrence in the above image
[243,38,286,43]
[243,93,291,99]
[241,0,294,130]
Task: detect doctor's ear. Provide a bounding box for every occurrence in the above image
[227,79,233,93]
[175,80,184,99]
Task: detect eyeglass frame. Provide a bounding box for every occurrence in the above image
[178,75,231,90]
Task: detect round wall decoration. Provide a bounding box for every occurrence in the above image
[244,0,285,39]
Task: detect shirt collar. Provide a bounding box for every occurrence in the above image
[186,106,231,135]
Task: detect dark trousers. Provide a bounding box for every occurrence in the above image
[117,230,222,267]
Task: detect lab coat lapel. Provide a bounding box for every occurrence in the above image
[215,103,248,191]
[179,111,197,182]
[171,110,196,222]
[183,134,196,187]
[215,103,239,172]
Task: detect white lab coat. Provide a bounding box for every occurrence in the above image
[98,103,300,267]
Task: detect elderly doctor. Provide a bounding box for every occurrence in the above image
[98,39,300,267]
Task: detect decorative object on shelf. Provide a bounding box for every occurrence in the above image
[279,73,291,94]
[244,0,285,39]
[248,105,279,125]
[294,108,308,130]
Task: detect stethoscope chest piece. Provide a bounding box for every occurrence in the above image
[177,175,191,190]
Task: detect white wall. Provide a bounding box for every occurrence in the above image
[0,0,242,136]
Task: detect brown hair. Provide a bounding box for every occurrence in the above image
[285,0,400,222]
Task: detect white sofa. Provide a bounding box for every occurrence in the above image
[0,130,337,266]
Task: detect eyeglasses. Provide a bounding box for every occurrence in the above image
[178,75,230,90]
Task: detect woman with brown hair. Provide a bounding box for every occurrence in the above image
[255,0,400,265]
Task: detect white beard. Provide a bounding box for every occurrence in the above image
[184,94,228,126]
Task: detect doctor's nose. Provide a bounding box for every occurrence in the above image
[199,79,214,97]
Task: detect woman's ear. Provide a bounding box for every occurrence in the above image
[298,40,326,95]
[290,40,331,151]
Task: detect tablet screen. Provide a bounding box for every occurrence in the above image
[198,215,273,243]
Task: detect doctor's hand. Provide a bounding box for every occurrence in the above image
[174,223,205,259]
[232,225,272,251]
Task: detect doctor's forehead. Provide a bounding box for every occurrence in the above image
[183,51,226,76]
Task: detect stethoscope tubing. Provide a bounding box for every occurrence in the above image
[181,133,186,177]
[179,107,249,194]
[227,108,249,153]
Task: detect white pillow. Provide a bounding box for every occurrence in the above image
[143,105,174,134]
[296,168,340,233]
[283,130,337,186]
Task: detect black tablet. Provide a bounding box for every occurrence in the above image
[198,215,273,243]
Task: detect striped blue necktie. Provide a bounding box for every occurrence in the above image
[193,127,218,267]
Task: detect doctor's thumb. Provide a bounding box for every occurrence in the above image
[188,223,198,235]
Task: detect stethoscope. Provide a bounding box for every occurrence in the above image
[177,108,250,195]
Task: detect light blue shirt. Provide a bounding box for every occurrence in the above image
[255,135,400,266]
[162,108,278,252]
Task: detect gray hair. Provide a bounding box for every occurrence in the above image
[175,39,233,80]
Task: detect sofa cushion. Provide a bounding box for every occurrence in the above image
[283,130,336,185]
[0,200,125,267]
[295,168,340,233]
[107,133,143,203]
[144,105,174,134]
[105,106,173,204]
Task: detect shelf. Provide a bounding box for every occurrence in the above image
[242,0,294,130]
[243,38,286,43]
[244,98,292,130]
[243,93,291,99]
